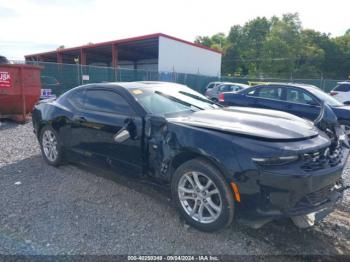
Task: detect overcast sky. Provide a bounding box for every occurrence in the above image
[1,0,349,60]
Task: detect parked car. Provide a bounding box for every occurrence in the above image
[219,83,350,137]
[0,55,9,64]
[205,81,223,90]
[205,82,249,101]
[32,82,349,231]
[40,76,61,100]
[330,81,350,104]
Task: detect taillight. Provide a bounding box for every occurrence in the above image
[218,93,225,102]
[330,91,338,96]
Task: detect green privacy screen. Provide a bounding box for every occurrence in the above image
[27,61,343,96]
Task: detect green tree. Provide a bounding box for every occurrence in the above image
[333,33,350,79]
[195,33,227,52]
[196,13,350,79]
[194,36,213,47]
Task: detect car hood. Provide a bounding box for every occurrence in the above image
[168,107,319,140]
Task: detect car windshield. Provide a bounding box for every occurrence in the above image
[308,87,343,107]
[129,84,221,116]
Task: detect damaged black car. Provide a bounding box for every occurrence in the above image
[32,82,350,232]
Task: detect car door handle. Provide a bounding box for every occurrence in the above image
[73,116,87,123]
[286,105,293,109]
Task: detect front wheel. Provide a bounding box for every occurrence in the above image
[39,126,64,166]
[171,158,235,232]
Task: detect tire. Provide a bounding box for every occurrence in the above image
[339,120,350,139]
[171,158,235,232]
[211,98,218,102]
[39,125,64,166]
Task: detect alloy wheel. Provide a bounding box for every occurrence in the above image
[42,130,58,162]
[178,171,222,224]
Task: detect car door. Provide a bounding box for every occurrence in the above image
[235,87,259,107]
[224,87,258,107]
[75,88,143,175]
[251,85,285,110]
[283,87,320,120]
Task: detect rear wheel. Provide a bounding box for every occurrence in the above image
[39,126,63,166]
[171,158,235,232]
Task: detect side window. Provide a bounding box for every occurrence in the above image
[286,88,317,105]
[206,83,215,89]
[334,84,350,92]
[84,90,133,115]
[231,85,241,91]
[57,89,84,109]
[257,86,283,100]
[66,89,85,109]
[219,85,232,92]
[246,88,256,96]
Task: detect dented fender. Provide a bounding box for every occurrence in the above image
[145,116,241,183]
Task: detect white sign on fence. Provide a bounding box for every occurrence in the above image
[82,75,90,81]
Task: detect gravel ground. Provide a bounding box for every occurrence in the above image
[0,120,350,256]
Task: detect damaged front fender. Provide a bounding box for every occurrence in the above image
[145,116,241,183]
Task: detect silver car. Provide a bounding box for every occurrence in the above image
[205,82,249,101]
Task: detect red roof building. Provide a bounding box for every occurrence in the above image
[25,33,222,76]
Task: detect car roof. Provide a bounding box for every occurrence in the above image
[216,82,249,87]
[337,81,350,85]
[82,81,188,91]
[254,82,321,91]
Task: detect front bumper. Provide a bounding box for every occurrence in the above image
[239,147,350,221]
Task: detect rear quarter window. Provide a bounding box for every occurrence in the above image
[206,83,215,89]
[58,89,85,109]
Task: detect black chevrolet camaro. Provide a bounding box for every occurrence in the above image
[32,81,349,231]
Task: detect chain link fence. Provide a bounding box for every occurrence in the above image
[21,61,345,96]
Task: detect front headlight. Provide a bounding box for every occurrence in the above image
[252,155,299,166]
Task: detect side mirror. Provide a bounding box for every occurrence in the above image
[113,129,130,143]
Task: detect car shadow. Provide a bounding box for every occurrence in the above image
[230,218,350,255]
[1,155,349,255]
[0,120,26,131]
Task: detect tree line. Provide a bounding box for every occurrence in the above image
[195,13,350,79]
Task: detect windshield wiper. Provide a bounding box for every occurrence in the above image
[179,91,223,108]
[155,91,204,110]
